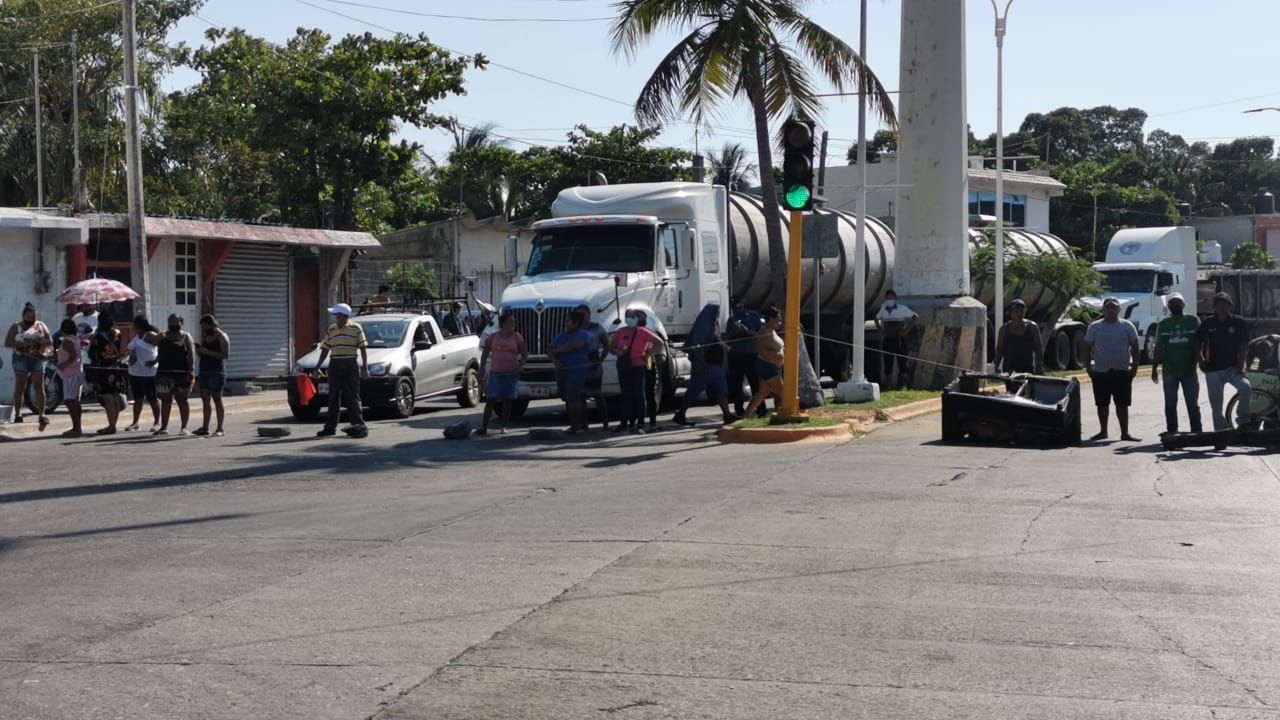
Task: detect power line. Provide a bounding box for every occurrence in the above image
[0,0,121,24]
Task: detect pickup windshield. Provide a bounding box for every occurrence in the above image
[1100,269,1156,294]
[527,225,656,274]
[358,320,408,348]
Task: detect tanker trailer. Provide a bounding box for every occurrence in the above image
[726,192,1086,380]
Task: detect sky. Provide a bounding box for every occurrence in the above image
[165,0,1280,178]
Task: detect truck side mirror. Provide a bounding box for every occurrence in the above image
[505,235,520,275]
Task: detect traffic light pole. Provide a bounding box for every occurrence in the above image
[775,210,807,423]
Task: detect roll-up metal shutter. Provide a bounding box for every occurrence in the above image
[215,244,291,380]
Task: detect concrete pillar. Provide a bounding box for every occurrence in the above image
[896,0,985,389]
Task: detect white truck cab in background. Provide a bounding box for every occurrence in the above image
[1087,226,1198,361]
[499,182,730,409]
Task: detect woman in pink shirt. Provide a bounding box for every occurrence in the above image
[611,308,661,434]
[477,311,527,435]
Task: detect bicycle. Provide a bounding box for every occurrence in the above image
[1225,370,1280,429]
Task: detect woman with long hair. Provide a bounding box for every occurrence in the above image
[125,315,161,432]
[744,306,784,418]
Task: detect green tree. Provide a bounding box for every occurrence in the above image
[845,129,898,164]
[708,142,757,191]
[970,232,1104,312]
[610,0,895,303]
[1230,243,1276,270]
[0,0,201,209]
[165,27,484,230]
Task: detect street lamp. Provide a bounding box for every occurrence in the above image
[991,0,1013,355]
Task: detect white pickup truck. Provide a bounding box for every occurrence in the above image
[289,312,482,420]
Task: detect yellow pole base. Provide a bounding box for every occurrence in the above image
[769,413,810,426]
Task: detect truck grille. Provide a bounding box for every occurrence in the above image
[510,305,576,356]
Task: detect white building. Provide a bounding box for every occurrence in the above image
[821,156,1066,234]
[0,209,88,411]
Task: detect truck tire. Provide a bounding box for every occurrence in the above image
[509,398,530,419]
[1069,327,1087,370]
[456,365,481,408]
[941,402,964,442]
[1047,330,1071,371]
[289,399,322,422]
[382,375,417,418]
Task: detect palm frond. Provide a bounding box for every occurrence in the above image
[610,0,718,59]
[760,43,819,120]
[778,11,897,128]
[634,26,726,128]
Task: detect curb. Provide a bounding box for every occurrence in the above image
[0,393,290,441]
[716,420,861,444]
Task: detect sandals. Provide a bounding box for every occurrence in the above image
[38,416,49,431]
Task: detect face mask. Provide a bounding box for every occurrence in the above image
[625,317,638,328]
[887,302,897,310]
[168,324,182,332]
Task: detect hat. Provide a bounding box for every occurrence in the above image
[1167,291,1185,304]
[1213,291,1233,306]
[1102,296,1121,308]
[1010,298,1027,309]
[328,302,354,317]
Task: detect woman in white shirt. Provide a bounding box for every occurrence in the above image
[125,315,162,432]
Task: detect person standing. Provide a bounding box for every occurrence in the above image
[194,314,230,438]
[155,314,197,435]
[744,306,785,418]
[637,311,665,431]
[549,313,593,433]
[609,309,659,434]
[1196,291,1252,432]
[71,303,98,338]
[314,303,369,438]
[993,299,1043,374]
[672,337,738,426]
[88,315,126,435]
[477,311,526,435]
[54,318,86,438]
[124,315,161,432]
[1083,297,1140,441]
[1150,292,1202,435]
[875,290,917,389]
[4,302,52,429]
[575,304,611,431]
[725,297,763,417]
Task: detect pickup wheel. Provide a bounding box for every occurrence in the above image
[289,400,322,422]
[382,376,416,419]
[456,365,481,408]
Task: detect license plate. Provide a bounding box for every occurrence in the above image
[316,383,329,394]
[531,385,553,398]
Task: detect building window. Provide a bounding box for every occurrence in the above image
[968,191,1027,227]
[175,241,198,306]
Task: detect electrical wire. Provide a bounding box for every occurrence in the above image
[311,0,612,23]
[0,0,120,25]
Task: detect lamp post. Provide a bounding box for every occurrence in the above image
[991,0,1013,358]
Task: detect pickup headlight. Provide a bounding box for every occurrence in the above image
[368,362,390,376]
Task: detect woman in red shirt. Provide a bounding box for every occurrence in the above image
[611,309,660,434]
[477,311,527,435]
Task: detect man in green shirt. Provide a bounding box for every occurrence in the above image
[1150,292,1202,434]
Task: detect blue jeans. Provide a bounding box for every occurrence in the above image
[1205,367,1251,430]
[1161,371,1201,434]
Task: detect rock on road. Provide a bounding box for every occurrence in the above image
[1,382,1278,720]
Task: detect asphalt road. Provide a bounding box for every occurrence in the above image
[2,383,1279,720]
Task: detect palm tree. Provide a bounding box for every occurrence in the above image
[444,120,521,219]
[611,0,896,302]
[709,142,758,192]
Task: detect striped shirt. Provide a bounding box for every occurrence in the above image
[322,321,368,359]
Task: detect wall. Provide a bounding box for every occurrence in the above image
[1187,216,1255,259]
[0,229,69,407]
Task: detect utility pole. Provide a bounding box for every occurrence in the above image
[32,48,43,208]
[991,0,1014,354]
[71,32,87,211]
[123,0,150,314]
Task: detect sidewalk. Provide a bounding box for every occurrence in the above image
[0,390,290,441]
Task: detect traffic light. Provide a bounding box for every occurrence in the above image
[780,118,815,211]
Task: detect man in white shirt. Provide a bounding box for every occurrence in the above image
[875,290,917,389]
[71,304,98,338]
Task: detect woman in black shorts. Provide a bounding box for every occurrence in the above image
[88,316,125,434]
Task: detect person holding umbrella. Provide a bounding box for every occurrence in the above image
[5,302,52,429]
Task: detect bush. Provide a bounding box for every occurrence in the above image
[1229,243,1276,270]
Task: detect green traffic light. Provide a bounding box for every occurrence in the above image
[783,184,811,210]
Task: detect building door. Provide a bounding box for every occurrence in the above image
[148,239,201,332]
[216,244,292,381]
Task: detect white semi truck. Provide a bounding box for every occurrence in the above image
[499,181,1087,413]
[1084,226,1199,362]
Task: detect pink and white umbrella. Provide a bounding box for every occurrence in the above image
[57,278,139,305]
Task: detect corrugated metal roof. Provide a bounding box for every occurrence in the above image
[967,168,1067,191]
[83,214,380,248]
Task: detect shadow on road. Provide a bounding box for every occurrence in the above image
[0,512,256,551]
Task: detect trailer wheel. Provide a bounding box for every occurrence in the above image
[1141,325,1158,364]
[1046,330,1071,370]
[1069,327,1087,370]
[941,403,964,442]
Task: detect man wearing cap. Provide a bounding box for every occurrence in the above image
[994,299,1043,374]
[1084,297,1141,441]
[1195,292,1252,432]
[314,303,370,438]
[1151,292,1202,435]
[876,289,918,389]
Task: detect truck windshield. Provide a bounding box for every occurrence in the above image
[1100,269,1156,294]
[526,225,656,274]
[358,320,408,348]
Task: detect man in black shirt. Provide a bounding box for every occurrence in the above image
[1194,292,1252,431]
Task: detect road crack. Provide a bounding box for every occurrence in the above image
[1017,493,1073,554]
